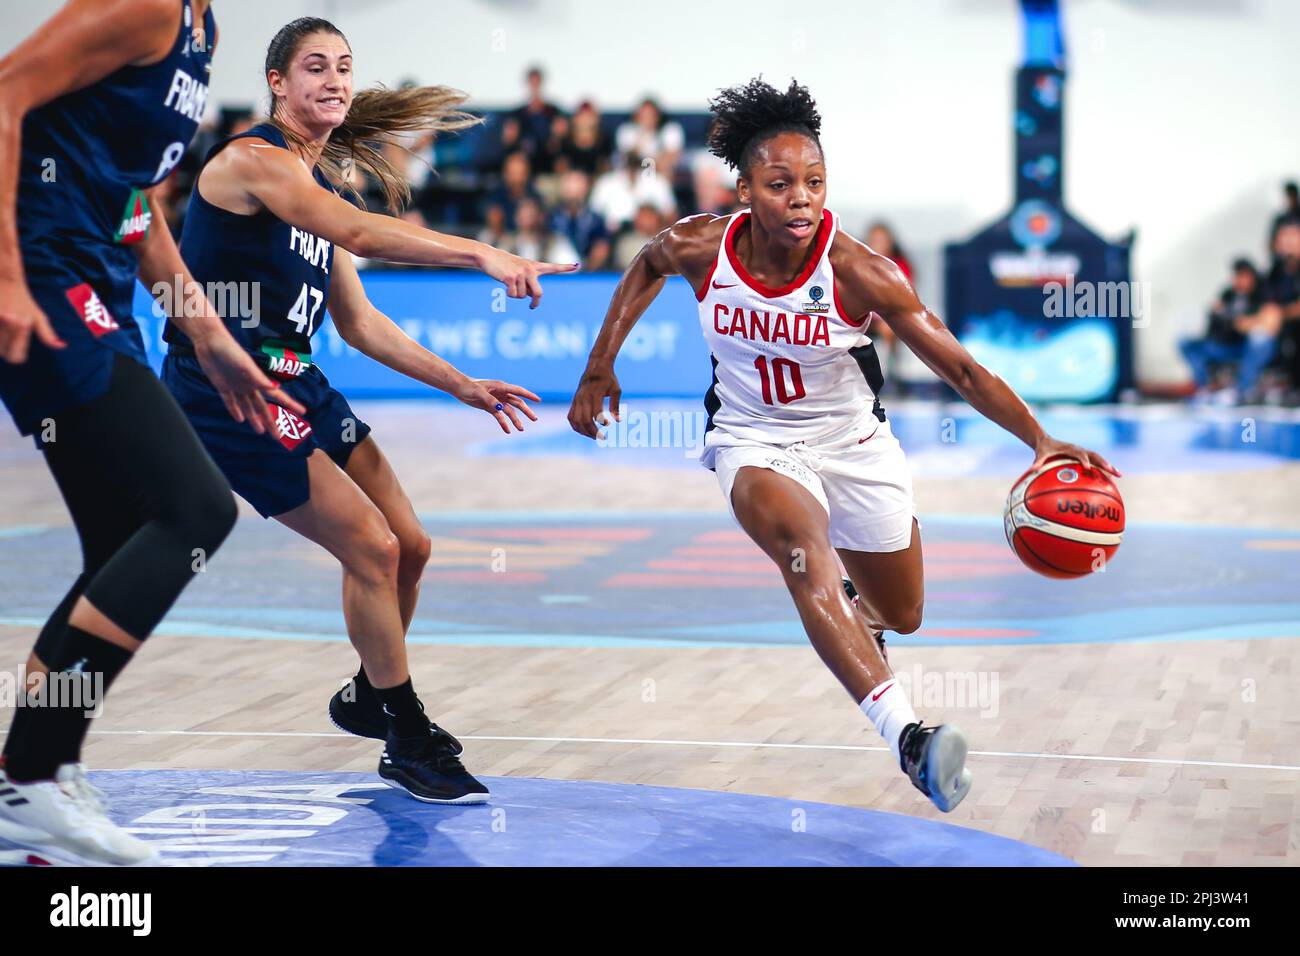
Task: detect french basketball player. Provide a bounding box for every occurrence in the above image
[0,0,303,865]
[164,18,573,804]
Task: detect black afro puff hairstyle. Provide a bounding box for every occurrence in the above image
[707,77,823,174]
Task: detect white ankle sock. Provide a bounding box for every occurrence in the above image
[860,679,917,765]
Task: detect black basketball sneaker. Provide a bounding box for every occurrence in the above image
[898,721,972,812]
[842,577,889,665]
[378,727,490,804]
[328,681,464,756]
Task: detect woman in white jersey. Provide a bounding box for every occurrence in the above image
[568,78,1119,813]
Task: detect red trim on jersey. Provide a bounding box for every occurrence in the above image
[831,278,870,327]
[695,252,719,302]
[724,208,832,298]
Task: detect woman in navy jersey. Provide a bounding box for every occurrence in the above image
[570,79,1120,813]
[0,0,304,866]
[163,18,574,805]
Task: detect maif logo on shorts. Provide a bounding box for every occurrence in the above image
[273,405,313,451]
[64,283,119,338]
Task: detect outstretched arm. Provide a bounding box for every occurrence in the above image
[568,214,719,438]
[210,141,576,309]
[836,239,1120,476]
[328,251,537,434]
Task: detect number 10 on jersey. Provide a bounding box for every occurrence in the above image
[754,355,806,405]
[289,283,324,336]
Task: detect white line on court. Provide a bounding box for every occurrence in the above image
[84,729,1300,773]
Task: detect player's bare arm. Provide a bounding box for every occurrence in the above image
[568,214,723,438]
[132,186,304,434]
[328,251,537,434]
[832,235,1120,477]
[205,140,575,309]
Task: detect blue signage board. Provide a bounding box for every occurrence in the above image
[131,272,713,399]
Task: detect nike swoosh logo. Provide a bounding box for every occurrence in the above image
[712,281,737,289]
[871,682,895,701]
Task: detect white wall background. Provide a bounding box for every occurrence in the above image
[5,0,1298,385]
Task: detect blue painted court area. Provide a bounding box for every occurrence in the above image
[2,513,1297,649]
[0,770,1072,867]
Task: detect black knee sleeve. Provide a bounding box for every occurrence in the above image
[40,354,238,641]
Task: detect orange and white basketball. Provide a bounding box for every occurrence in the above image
[1004,457,1124,578]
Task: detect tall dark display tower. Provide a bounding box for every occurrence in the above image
[943,0,1134,402]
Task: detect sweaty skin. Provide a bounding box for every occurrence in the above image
[569,130,1119,702]
[571,132,1119,478]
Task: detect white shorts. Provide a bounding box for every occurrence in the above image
[704,411,917,553]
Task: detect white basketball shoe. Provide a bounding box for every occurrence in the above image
[0,764,158,866]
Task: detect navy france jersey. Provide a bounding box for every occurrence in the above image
[1,0,214,435]
[167,123,336,382]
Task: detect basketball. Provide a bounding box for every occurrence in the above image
[1004,457,1125,578]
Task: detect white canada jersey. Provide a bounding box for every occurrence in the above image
[698,207,877,452]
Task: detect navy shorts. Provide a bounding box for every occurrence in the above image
[162,352,372,518]
[0,276,147,438]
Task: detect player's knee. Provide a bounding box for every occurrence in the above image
[888,602,925,635]
[399,527,433,574]
[186,483,238,556]
[352,526,401,584]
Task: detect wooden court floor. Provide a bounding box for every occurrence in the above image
[2,401,1298,866]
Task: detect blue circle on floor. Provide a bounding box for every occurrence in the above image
[38,770,1074,867]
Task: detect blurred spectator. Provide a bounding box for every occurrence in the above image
[182,90,720,268]
[612,204,664,270]
[1268,181,1300,250]
[229,112,259,138]
[485,149,540,230]
[590,151,676,234]
[558,100,612,177]
[500,197,579,264]
[690,120,739,216]
[1180,258,1274,403]
[862,221,914,359]
[1266,220,1300,394]
[615,98,684,177]
[866,221,914,281]
[501,65,564,174]
[477,204,508,247]
[550,170,611,271]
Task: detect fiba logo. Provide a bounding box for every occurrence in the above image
[1056,467,1079,483]
[801,284,830,314]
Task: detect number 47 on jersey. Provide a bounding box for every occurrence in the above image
[288,283,324,336]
